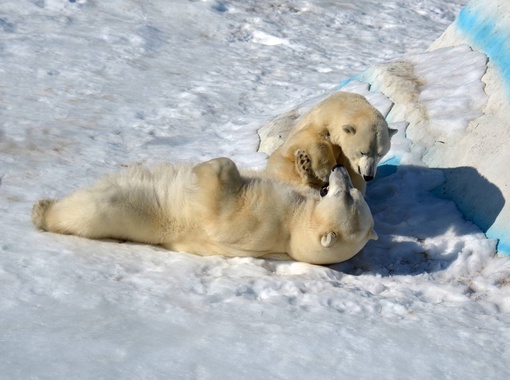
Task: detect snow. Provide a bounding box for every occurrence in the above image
[1,0,510,379]
[427,0,510,254]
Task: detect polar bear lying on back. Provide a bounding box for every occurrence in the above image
[32,158,377,265]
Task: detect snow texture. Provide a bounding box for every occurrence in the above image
[1,0,509,379]
[428,0,510,254]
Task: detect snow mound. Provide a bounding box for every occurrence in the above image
[357,0,510,255]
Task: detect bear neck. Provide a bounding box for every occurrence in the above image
[287,191,318,228]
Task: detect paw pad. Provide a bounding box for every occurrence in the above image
[295,149,313,177]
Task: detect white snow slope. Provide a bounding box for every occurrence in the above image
[355,0,510,256]
[1,0,510,379]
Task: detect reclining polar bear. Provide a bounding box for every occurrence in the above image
[32,158,377,265]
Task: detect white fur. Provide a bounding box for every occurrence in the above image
[266,91,396,194]
[32,158,377,265]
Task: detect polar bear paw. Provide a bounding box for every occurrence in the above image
[294,149,314,182]
[32,198,56,230]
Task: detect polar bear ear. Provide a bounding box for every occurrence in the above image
[342,124,356,135]
[389,128,398,137]
[320,232,337,248]
[368,228,378,241]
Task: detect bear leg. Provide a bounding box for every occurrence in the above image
[32,198,57,231]
[193,157,243,195]
[308,141,337,183]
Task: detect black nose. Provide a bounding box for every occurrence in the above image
[332,164,344,171]
[363,175,374,182]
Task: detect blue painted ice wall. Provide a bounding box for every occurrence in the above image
[349,0,510,255]
[427,0,510,255]
[456,2,510,98]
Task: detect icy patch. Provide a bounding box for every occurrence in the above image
[252,30,289,46]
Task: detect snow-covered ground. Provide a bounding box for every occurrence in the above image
[1,0,510,378]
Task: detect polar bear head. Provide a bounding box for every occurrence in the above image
[321,93,396,182]
[331,112,395,182]
[301,92,396,183]
[289,164,378,265]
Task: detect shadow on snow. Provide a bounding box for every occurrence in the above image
[330,164,504,276]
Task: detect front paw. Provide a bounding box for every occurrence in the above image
[314,166,331,183]
[294,149,313,180]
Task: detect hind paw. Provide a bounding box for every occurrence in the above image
[32,198,56,230]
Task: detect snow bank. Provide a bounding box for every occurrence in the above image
[353,0,510,255]
[5,1,510,378]
[428,0,510,255]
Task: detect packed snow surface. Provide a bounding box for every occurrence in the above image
[1,0,509,379]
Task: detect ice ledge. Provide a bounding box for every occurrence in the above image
[359,0,510,255]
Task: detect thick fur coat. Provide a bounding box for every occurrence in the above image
[266,91,396,194]
[32,158,377,265]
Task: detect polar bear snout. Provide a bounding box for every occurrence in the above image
[363,173,374,182]
[358,164,375,182]
[319,166,347,197]
[331,164,350,180]
[328,164,353,194]
[357,156,377,182]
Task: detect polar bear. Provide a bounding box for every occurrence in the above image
[32,158,377,265]
[266,92,396,194]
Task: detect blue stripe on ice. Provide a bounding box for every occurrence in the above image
[493,231,510,256]
[380,156,401,166]
[496,239,510,255]
[456,3,510,255]
[375,156,400,179]
[456,5,510,97]
[336,75,359,89]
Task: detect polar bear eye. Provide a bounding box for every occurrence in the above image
[320,184,329,197]
[360,151,368,156]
